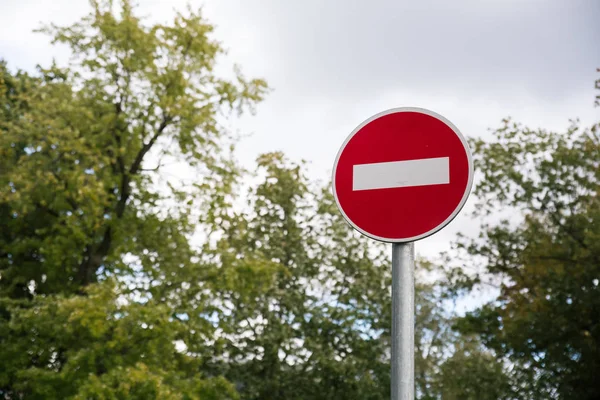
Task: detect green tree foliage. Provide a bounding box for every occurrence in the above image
[0,0,266,295]
[413,261,512,400]
[4,280,237,399]
[201,152,390,400]
[455,117,600,399]
[0,0,266,398]
[434,339,512,400]
[199,152,513,400]
[0,61,48,300]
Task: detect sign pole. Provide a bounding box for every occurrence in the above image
[332,107,473,400]
[391,242,415,400]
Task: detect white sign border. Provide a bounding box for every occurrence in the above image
[332,107,474,243]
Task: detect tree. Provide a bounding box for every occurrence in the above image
[0,60,48,300]
[0,0,266,295]
[434,339,512,400]
[454,115,600,399]
[412,260,513,400]
[0,0,266,398]
[197,152,514,400]
[199,152,390,400]
[3,280,237,399]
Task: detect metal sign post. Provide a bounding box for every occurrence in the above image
[332,107,473,400]
[391,242,414,400]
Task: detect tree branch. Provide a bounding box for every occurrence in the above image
[129,114,171,175]
[50,170,79,211]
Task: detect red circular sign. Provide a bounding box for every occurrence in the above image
[332,107,473,243]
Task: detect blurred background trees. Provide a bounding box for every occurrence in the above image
[454,117,600,399]
[0,1,597,399]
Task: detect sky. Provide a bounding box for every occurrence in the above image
[1,0,599,258]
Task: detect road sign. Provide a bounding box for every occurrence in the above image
[332,107,473,243]
[332,107,473,400]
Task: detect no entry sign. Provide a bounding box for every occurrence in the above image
[332,107,473,243]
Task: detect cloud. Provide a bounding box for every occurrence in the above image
[203,0,599,101]
[1,0,598,259]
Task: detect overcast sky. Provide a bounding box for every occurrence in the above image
[1,0,599,257]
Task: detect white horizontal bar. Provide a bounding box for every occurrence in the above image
[353,157,450,191]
